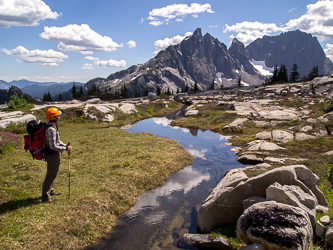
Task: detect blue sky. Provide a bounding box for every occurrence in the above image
[1,0,332,83]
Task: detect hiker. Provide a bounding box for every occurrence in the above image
[42,107,72,202]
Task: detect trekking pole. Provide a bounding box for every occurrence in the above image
[67,142,71,198]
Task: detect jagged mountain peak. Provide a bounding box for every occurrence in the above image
[85,28,332,97]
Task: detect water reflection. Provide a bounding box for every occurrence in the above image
[88,118,245,250]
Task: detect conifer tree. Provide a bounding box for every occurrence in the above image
[209,80,215,90]
[277,64,288,83]
[307,66,319,80]
[270,64,278,84]
[72,82,76,98]
[237,76,242,88]
[157,85,161,96]
[289,64,300,82]
[59,93,63,101]
[193,81,199,92]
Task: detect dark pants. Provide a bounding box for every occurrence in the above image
[42,153,60,200]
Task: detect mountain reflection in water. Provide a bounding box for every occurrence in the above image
[88,117,246,250]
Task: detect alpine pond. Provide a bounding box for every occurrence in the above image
[88,117,247,250]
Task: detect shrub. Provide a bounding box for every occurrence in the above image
[3,93,34,111]
[0,131,21,154]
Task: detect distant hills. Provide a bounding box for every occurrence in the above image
[0,79,84,99]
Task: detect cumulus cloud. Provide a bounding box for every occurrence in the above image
[223,0,333,45]
[2,45,68,66]
[148,3,214,26]
[286,0,333,39]
[40,24,123,54]
[94,59,126,68]
[324,43,333,59]
[154,31,193,54]
[81,63,94,70]
[0,0,59,28]
[127,40,136,48]
[83,55,126,68]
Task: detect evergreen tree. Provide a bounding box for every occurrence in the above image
[157,85,161,96]
[72,82,76,98]
[193,81,199,92]
[166,87,171,95]
[134,88,141,97]
[277,64,288,83]
[79,85,84,97]
[120,84,129,98]
[144,88,149,96]
[59,93,63,101]
[289,64,300,82]
[237,76,242,88]
[270,64,278,84]
[184,84,189,93]
[209,80,215,90]
[307,66,319,80]
[43,91,53,102]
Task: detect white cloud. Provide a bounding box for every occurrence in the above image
[224,0,333,45]
[154,31,193,54]
[148,3,214,26]
[286,0,333,39]
[288,7,297,13]
[81,63,94,70]
[85,56,99,61]
[94,59,126,68]
[2,45,68,66]
[324,43,333,59]
[0,0,59,28]
[127,40,136,48]
[40,24,123,54]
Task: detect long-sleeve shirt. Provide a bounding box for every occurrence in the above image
[45,122,67,154]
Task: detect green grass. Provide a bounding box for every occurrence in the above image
[0,110,194,249]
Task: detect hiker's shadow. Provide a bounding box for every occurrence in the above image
[0,197,41,214]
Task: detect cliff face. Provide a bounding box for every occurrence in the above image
[246,29,333,77]
[85,28,333,97]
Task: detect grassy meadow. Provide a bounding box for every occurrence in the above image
[0,102,194,249]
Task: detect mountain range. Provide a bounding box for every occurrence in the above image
[0,80,84,99]
[1,28,332,99]
[86,28,333,97]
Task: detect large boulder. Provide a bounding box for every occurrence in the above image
[181,233,233,250]
[237,201,313,250]
[266,182,317,223]
[197,165,327,233]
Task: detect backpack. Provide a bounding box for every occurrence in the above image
[24,120,51,160]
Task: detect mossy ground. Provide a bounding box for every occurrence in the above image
[0,100,194,250]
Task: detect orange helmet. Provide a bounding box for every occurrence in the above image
[46,107,62,121]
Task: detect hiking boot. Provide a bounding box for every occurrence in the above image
[42,198,57,203]
[50,191,62,196]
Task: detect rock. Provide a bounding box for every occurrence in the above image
[321,215,331,224]
[237,154,264,165]
[243,196,266,211]
[294,133,316,141]
[323,150,333,156]
[272,129,294,143]
[216,102,236,110]
[264,157,285,164]
[86,98,101,104]
[237,201,313,250]
[119,103,137,114]
[102,114,115,122]
[316,221,326,238]
[147,92,157,99]
[255,131,272,140]
[223,118,248,130]
[0,114,36,128]
[185,109,199,116]
[253,121,270,128]
[197,165,327,233]
[240,243,266,250]
[325,224,333,248]
[181,233,233,250]
[266,182,317,223]
[246,140,286,151]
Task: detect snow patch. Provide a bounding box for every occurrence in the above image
[250,59,273,76]
[113,79,119,83]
